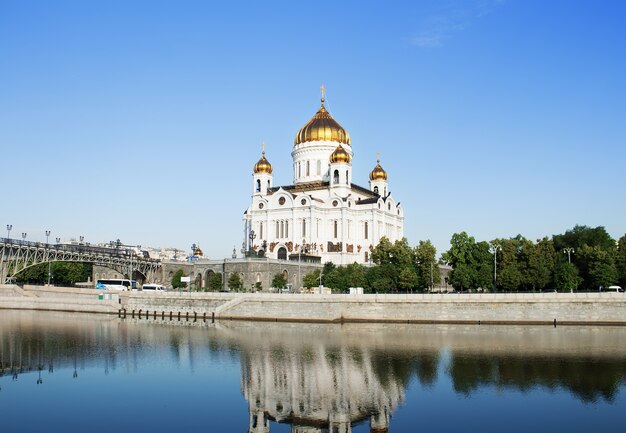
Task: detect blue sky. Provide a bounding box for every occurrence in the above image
[1,0,625,259]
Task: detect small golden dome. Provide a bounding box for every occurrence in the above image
[369,159,388,181]
[194,247,203,256]
[253,150,273,174]
[295,98,350,146]
[329,144,351,164]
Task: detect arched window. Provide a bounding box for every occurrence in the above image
[267,180,270,190]
[285,221,289,238]
[364,221,369,239]
[345,170,349,184]
[334,220,338,238]
[333,169,339,184]
[260,222,263,239]
[374,186,379,194]
[302,219,306,237]
[276,221,279,237]
[256,179,261,192]
[298,162,301,178]
[306,161,310,176]
[277,247,287,260]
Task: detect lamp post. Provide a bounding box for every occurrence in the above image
[563,247,575,293]
[248,229,256,257]
[45,230,51,285]
[6,224,12,239]
[298,239,305,293]
[563,247,574,264]
[489,242,501,292]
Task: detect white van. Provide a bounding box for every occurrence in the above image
[607,286,624,293]
[142,284,166,292]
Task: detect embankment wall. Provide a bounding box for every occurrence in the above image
[1,285,625,325]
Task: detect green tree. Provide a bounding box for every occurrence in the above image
[272,273,287,289]
[443,233,491,292]
[344,262,367,289]
[208,272,223,291]
[615,235,626,288]
[497,237,523,292]
[580,245,618,289]
[324,266,349,292]
[553,225,616,289]
[554,261,582,292]
[365,264,395,293]
[414,240,440,291]
[520,237,555,292]
[302,270,322,288]
[228,273,243,291]
[371,237,416,292]
[171,269,186,289]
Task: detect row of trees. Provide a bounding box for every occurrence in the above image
[301,238,440,293]
[443,225,626,292]
[13,262,93,286]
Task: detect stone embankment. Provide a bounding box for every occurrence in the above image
[1,284,625,325]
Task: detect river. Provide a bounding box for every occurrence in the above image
[1,310,625,432]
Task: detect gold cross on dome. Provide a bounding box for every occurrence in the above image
[376,151,381,163]
[261,142,266,154]
[321,84,326,102]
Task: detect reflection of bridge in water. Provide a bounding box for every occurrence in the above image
[0,237,161,283]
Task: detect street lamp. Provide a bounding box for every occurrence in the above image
[45,230,51,285]
[248,229,256,257]
[298,238,305,293]
[563,247,574,264]
[563,247,575,293]
[6,224,12,239]
[489,242,501,292]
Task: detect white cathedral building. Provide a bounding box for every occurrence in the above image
[243,91,404,265]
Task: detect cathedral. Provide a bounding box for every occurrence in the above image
[243,89,404,265]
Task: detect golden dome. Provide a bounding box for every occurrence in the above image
[329,144,351,164]
[194,247,203,256]
[253,150,273,174]
[369,159,388,181]
[295,98,351,146]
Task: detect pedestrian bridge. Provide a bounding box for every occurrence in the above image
[0,238,161,284]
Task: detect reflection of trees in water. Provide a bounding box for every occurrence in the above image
[448,353,626,402]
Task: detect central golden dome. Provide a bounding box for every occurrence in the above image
[295,99,351,146]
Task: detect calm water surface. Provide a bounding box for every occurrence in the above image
[1,311,625,432]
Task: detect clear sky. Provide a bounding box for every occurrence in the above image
[1,0,625,259]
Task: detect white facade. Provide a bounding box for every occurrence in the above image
[243,97,404,265]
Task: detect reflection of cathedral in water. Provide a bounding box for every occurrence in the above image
[241,344,405,433]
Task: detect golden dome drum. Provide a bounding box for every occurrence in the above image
[369,160,388,181]
[295,101,351,146]
[329,144,351,163]
[253,151,273,174]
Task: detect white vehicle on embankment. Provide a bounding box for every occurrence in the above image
[141,283,166,292]
[95,279,137,291]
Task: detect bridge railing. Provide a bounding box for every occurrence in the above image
[1,238,160,263]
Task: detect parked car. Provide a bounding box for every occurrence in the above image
[607,286,624,293]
